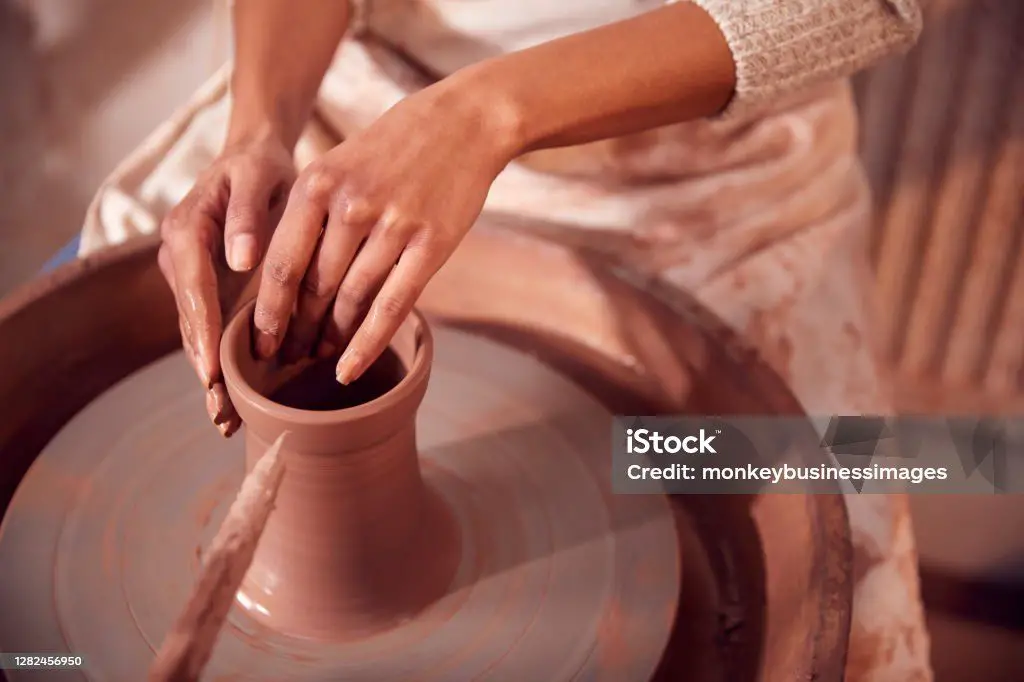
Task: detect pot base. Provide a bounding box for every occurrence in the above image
[0,327,679,681]
[234,482,463,641]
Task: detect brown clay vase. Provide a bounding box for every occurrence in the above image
[220,300,461,640]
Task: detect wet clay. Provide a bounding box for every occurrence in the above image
[268,350,403,411]
[0,233,852,681]
[222,301,461,640]
[0,325,680,679]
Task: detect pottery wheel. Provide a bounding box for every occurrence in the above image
[0,326,679,681]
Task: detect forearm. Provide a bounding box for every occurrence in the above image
[444,2,736,156]
[434,0,922,159]
[228,0,353,150]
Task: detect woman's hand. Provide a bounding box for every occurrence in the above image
[252,84,515,383]
[246,0,735,387]
[159,132,296,435]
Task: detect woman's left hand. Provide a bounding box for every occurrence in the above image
[251,83,515,383]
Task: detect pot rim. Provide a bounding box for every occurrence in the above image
[221,299,433,427]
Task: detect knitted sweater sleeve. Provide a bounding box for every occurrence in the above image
[675,0,923,117]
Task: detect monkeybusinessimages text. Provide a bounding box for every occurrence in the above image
[624,427,950,485]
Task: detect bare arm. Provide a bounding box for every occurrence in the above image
[228,0,353,149]
[445,2,737,156]
[439,0,923,157]
[252,0,924,385]
[160,0,352,435]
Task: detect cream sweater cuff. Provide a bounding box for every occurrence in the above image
[677,0,923,119]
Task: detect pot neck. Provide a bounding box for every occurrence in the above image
[246,422,428,545]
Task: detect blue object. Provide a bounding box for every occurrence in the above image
[40,235,82,273]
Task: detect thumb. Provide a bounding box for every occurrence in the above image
[223,166,282,272]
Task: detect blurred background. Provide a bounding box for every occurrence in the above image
[0,0,229,292]
[1,0,1022,678]
[853,2,1023,678]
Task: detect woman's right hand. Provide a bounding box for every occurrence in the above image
[158,132,296,436]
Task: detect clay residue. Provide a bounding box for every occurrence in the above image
[194,476,236,531]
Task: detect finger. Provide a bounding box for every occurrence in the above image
[179,305,237,434]
[157,244,176,292]
[160,244,194,348]
[177,315,202,378]
[163,212,223,389]
[253,172,333,359]
[207,383,241,438]
[181,314,237,434]
[283,198,374,362]
[223,166,276,272]
[216,413,242,438]
[321,216,408,357]
[161,243,205,383]
[335,245,436,385]
[172,274,225,427]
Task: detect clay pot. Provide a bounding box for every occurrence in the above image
[220,300,461,640]
[0,234,854,679]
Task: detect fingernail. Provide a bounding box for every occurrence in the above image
[336,348,361,385]
[255,330,277,359]
[208,384,234,424]
[198,365,214,390]
[317,340,337,359]
[216,403,241,435]
[228,234,258,272]
[188,347,212,389]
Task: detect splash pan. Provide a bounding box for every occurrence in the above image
[0,220,851,681]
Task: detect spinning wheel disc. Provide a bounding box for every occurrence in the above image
[0,327,680,681]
